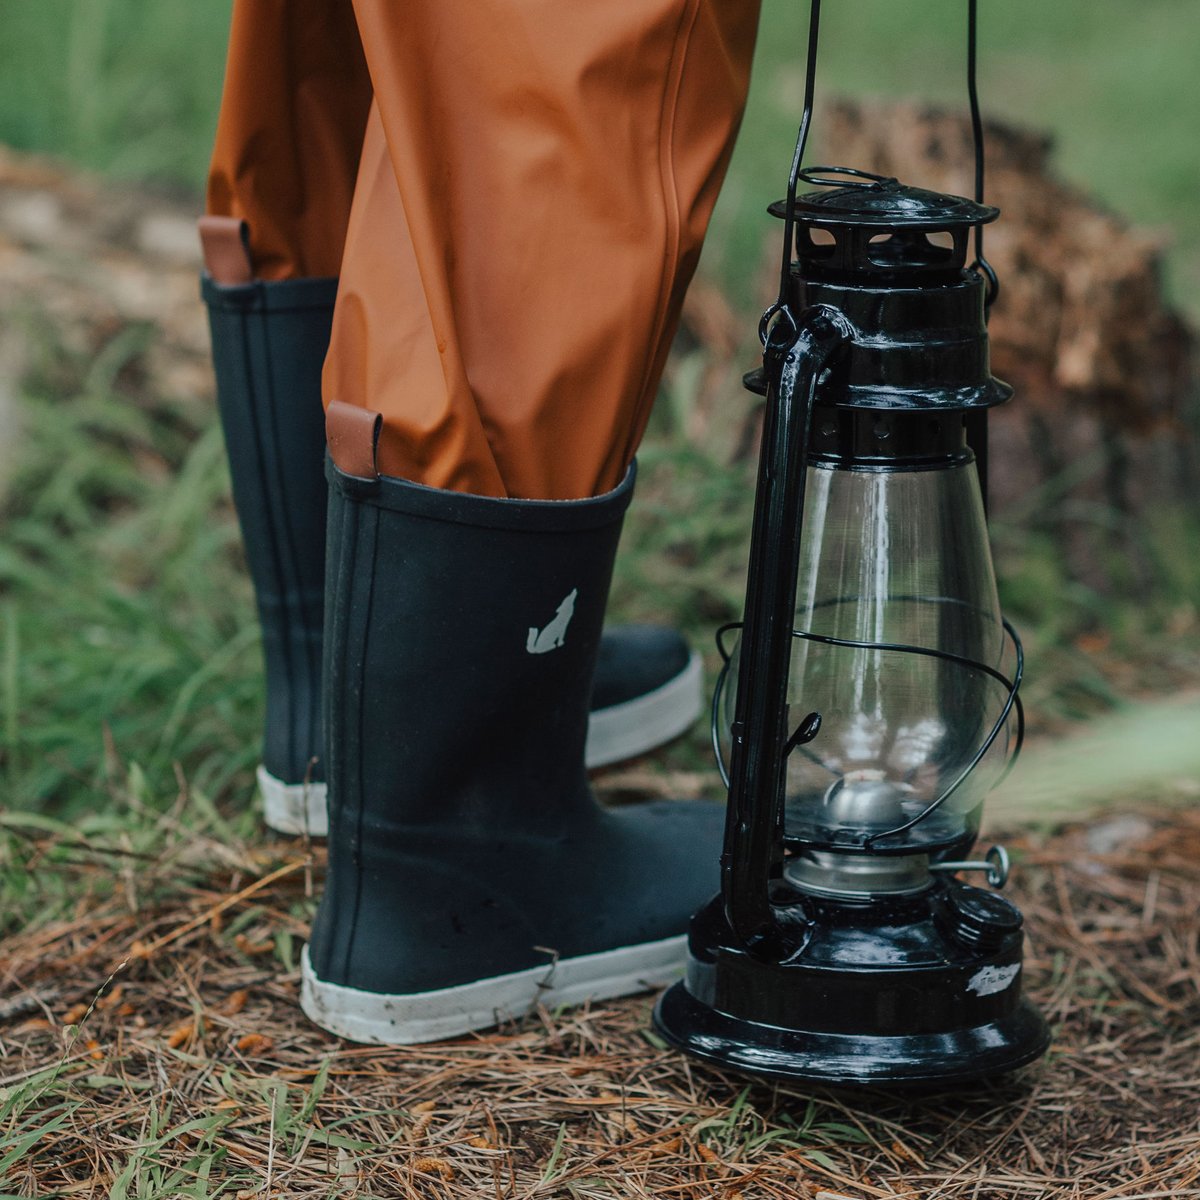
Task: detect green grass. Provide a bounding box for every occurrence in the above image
[0,315,262,815]
[0,1,1196,315]
[1,295,1196,819]
[0,0,231,186]
[0,15,1195,1191]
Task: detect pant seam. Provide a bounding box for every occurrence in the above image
[622,0,702,480]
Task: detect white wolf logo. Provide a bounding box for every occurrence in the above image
[526,588,578,654]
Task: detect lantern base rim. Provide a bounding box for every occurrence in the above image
[653,980,1050,1087]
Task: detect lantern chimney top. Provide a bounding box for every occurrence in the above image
[768,168,999,284]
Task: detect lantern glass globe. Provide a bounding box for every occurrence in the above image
[724,456,1012,851]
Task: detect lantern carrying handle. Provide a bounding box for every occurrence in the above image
[967,0,999,310]
[759,0,823,348]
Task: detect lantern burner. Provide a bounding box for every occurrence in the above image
[784,849,932,899]
[822,772,909,829]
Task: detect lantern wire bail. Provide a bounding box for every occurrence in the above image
[758,0,823,351]
[761,0,998,354]
[967,0,999,311]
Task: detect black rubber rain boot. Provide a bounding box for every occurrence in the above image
[301,407,724,1044]
[201,219,701,836]
[200,217,334,834]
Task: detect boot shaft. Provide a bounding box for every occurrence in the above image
[202,273,336,785]
[322,457,635,844]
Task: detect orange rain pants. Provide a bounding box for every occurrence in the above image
[207,0,759,500]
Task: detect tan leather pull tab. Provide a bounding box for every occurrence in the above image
[327,401,383,479]
[198,215,254,285]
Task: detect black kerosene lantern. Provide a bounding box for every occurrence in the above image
[654,0,1051,1085]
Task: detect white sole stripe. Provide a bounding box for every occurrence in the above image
[299,936,686,1045]
[257,766,327,836]
[583,650,703,770]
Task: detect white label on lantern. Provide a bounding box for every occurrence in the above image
[967,963,1020,997]
[527,588,578,655]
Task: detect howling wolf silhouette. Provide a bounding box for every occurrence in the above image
[527,588,578,654]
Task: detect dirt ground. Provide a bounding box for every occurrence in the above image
[2,803,1197,1199]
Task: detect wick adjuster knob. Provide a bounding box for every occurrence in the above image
[930,844,1010,889]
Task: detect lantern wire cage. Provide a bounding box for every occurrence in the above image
[710,615,1025,847]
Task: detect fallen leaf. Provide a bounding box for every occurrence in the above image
[166,1020,195,1049]
[236,1032,273,1055]
[222,989,249,1015]
[96,984,124,1010]
[890,1139,923,1166]
[413,1157,455,1182]
[233,934,274,957]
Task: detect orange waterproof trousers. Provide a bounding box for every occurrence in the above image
[207,0,759,499]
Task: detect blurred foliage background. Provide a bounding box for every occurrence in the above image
[0,0,1197,819]
[2,0,1197,314]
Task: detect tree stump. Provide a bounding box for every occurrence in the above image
[817,101,1197,598]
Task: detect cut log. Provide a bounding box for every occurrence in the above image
[820,99,1195,506]
[810,101,1198,594]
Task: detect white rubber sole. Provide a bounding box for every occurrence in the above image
[299,935,686,1045]
[257,766,327,836]
[583,649,703,770]
[260,651,704,835]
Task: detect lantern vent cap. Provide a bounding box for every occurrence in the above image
[768,168,999,230]
[768,169,1000,286]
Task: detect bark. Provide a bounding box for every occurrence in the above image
[814,101,1198,593]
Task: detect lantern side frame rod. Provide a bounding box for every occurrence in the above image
[966,0,995,507]
[721,304,852,948]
